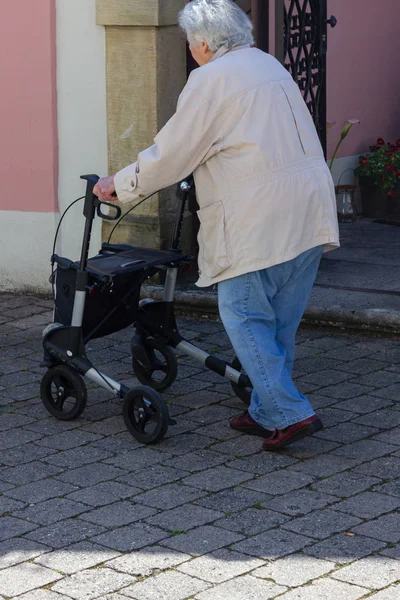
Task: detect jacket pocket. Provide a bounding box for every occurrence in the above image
[197,201,232,278]
[279,83,306,155]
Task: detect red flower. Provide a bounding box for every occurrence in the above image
[377,138,385,146]
[385,164,392,171]
[384,150,392,156]
[389,189,397,198]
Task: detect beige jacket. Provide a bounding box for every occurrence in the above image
[115,45,339,287]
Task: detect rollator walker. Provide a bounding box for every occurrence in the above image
[41,175,252,444]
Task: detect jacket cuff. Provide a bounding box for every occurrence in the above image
[114,162,139,204]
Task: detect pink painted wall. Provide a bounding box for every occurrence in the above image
[327,0,400,158]
[0,0,57,212]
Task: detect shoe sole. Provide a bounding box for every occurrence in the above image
[230,424,273,439]
[263,419,323,451]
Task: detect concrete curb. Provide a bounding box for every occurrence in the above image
[302,305,400,334]
[142,285,400,334]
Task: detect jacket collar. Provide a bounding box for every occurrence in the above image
[209,43,252,63]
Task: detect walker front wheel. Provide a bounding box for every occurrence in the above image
[123,386,169,444]
[40,365,87,420]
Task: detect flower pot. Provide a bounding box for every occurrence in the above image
[359,177,393,218]
[335,185,357,222]
[387,195,400,216]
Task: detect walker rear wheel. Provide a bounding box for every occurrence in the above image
[123,386,169,444]
[132,338,178,392]
[231,356,253,406]
[40,365,87,420]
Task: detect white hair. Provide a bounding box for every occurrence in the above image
[179,0,254,53]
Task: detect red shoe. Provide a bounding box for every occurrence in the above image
[230,411,273,438]
[262,415,323,451]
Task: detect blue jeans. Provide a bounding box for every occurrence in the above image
[218,246,323,430]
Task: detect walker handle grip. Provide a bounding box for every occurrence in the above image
[80,174,100,187]
[80,174,100,219]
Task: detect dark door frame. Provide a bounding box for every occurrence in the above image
[252,0,269,52]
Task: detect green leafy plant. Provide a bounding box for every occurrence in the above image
[328,119,360,172]
[355,138,400,197]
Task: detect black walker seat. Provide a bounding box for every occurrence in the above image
[52,246,187,341]
[40,174,252,446]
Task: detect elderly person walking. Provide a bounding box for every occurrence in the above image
[94,0,339,450]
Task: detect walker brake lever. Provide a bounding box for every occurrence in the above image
[97,201,122,221]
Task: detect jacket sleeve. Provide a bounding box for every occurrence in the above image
[114,76,218,204]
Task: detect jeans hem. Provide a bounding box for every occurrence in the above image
[249,406,316,431]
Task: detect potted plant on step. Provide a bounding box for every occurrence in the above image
[328,119,360,222]
[355,138,400,219]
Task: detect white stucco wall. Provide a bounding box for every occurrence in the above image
[56,0,107,264]
[0,212,59,293]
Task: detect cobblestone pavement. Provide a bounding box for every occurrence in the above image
[0,292,399,600]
